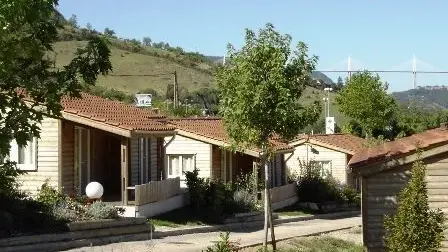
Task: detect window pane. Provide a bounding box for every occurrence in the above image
[18,140,33,165]
[182,155,195,172]
[169,156,179,176]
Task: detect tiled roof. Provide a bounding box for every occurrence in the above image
[292,133,365,154]
[168,117,293,153]
[61,93,174,132]
[349,126,448,167]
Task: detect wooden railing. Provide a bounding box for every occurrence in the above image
[265,182,297,204]
[134,177,181,206]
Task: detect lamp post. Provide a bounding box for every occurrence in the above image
[323,87,333,117]
[86,182,104,203]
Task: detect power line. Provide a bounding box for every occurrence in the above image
[109,73,173,77]
[318,70,448,74]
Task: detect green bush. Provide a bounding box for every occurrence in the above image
[185,168,257,223]
[296,160,359,205]
[384,151,445,251]
[86,201,125,220]
[36,181,64,207]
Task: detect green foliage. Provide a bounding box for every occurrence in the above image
[86,201,125,220]
[384,151,445,252]
[184,168,256,223]
[336,71,396,136]
[216,23,321,152]
[36,181,64,207]
[203,232,240,252]
[296,160,359,205]
[0,0,112,196]
[34,182,124,223]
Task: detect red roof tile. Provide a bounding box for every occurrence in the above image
[293,133,365,154]
[60,93,174,132]
[168,117,293,153]
[349,126,448,167]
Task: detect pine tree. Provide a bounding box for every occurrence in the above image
[384,150,445,252]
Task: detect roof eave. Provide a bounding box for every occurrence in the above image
[349,143,448,177]
[62,111,132,138]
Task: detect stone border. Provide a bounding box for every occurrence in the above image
[152,210,360,237]
[0,211,360,252]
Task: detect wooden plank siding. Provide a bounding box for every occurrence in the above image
[286,143,348,184]
[164,134,212,180]
[134,177,181,206]
[61,120,74,195]
[18,117,60,196]
[363,153,448,251]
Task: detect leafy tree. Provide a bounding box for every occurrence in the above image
[216,23,321,250]
[336,76,344,90]
[142,37,152,46]
[384,150,445,251]
[0,0,112,195]
[335,71,396,137]
[86,22,92,31]
[103,27,115,37]
[67,14,78,28]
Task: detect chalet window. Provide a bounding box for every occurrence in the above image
[8,137,38,171]
[310,160,332,178]
[167,154,194,177]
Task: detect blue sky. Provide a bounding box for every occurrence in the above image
[57,0,448,92]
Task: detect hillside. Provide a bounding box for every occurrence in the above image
[392,87,448,110]
[54,41,215,95]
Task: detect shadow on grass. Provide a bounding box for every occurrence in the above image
[149,207,207,228]
[241,237,365,252]
[275,202,360,219]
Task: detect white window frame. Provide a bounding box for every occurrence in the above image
[310,160,332,178]
[9,137,38,171]
[167,154,195,178]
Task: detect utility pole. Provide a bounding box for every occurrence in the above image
[173,71,178,108]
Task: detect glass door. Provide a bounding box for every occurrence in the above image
[74,127,90,195]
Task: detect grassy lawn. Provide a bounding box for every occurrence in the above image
[242,237,365,252]
[149,207,205,228]
[275,203,316,217]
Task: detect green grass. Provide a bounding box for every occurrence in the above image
[275,203,317,217]
[243,237,365,252]
[52,40,348,125]
[53,41,215,95]
[149,207,204,228]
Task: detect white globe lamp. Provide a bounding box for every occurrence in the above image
[85,182,104,200]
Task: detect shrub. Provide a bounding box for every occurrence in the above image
[384,151,445,252]
[203,232,240,252]
[36,181,64,207]
[233,189,257,212]
[185,168,256,223]
[85,201,124,220]
[296,160,359,204]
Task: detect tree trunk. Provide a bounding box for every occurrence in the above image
[262,149,276,251]
[268,175,276,250]
[263,154,269,249]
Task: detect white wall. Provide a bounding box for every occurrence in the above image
[285,143,348,184]
[18,117,60,195]
[164,135,212,186]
